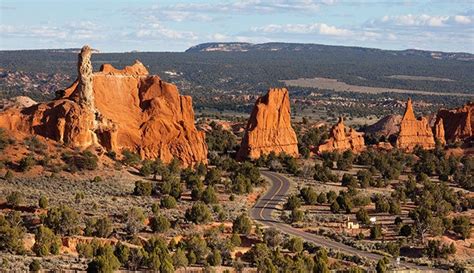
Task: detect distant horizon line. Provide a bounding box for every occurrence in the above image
[0,41,472,55]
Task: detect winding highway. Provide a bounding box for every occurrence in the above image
[250,171,444,272]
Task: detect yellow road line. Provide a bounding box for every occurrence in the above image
[259,172,285,221]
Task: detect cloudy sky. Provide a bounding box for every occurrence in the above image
[0,0,473,52]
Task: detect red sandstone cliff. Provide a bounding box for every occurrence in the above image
[435,103,473,144]
[317,117,365,153]
[0,45,207,166]
[237,88,298,159]
[396,98,436,151]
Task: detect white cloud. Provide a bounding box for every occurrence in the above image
[0,21,103,41]
[375,13,473,27]
[252,23,353,36]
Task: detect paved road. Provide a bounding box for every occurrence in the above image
[250,171,444,272]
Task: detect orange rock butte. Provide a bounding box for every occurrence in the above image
[0,45,207,166]
[237,88,298,159]
[396,98,436,151]
[317,117,365,153]
[435,102,473,144]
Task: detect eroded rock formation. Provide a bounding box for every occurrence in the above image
[0,45,207,166]
[237,88,298,159]
[364,114,402,137]
[317,117,365,153]
[435,103,473,144]
[396,98,436,151]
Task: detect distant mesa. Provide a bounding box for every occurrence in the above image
[237,88,299,160]
[317,117,365,153]
[0,45,207,166]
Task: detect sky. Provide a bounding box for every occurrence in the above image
[0,0,473,53]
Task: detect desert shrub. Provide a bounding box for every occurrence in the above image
[6,191,23,208]
[43,205,80,235]
[86,244,120,273]
[284,194,302,210]
[77,242,95,258]
[185,202,212,224]
[24,136,47,153]
[150,214,170,233]
[313,164,338,182]
[125,207,145,235]
[291,208,304,223]
[62,151,98,171]
[286,237,304,253]
[160,195,177,209]
[201,186,218,204]
[133,180,153,196]
[207,248,222,266]
[232,213,252,235]
[38,196,48,209]
[341,174,358,188]
[4,170,13,181]
[300,187,318,205]
[370,225,382,239]
[19,155,36,172]
[0,128,8,151]
[356,208,370,225]
[230,233,242,247]
[114,242,130,266]
[0,214,25,254]
[32,226,61,256]
[453,216,471,239]
[29,260,41,272]
[425,240,456,258]
[84,216,113,238]
[172,248,189,268]
[122,149,141,166]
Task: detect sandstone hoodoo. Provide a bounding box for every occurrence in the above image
[396,98,436,151]
[237,88,298,159]
[0,45,207,166]
[435,102,473,144]
[317,117,365,153]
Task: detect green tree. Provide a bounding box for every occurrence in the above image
[0,214,25,254]
[207,248,222,266]
[453,216,471,239]
[133,180,153,196]
[284,194,302,210]
[356,208,370,225]
[233,213,252,235]
[32,226,60,256]
[202,186,218,204]
[150,214,171,233]
[43,205,80,235]
[370,225,382,240]
[160,195,177,209]
[172,248,189,268]
[185,202,212,224]
[87,245,120,273]
[287,237,304,253]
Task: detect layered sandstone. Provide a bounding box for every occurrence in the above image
[396,98,436,151]
[317,117,365,153]
[0,45,207,166]
[237,88,298,159]
[435,103,473,144]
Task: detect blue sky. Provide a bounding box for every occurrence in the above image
[0,0,473,52]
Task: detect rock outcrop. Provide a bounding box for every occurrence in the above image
[396,98,436,151]
[364,114,402,137]
[435,103,473,144]
[434,118,446,145]
[237,88,298,159]
[317,117,365,153]
[0,45,207,166]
